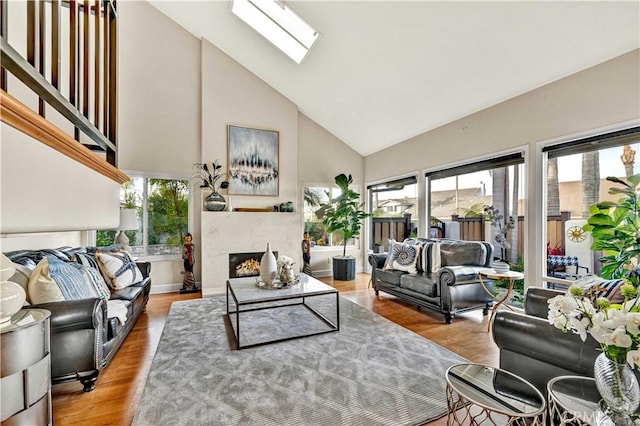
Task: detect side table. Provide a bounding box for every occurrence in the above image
[547,375,639,425]
[478,268,524,331]
[0,308,52,425]
[446,363,546,425]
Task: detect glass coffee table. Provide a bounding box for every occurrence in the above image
[446,363,546,425]
[226,273,339,349]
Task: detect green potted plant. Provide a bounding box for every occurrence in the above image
[315,173,370,280]
[583,174,640,286]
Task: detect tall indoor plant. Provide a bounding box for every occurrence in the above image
[315,173,370,280]
[583,174,640,287]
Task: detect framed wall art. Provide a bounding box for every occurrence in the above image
[227,125,279,196]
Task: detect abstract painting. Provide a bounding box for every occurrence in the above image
[227,125,279,196]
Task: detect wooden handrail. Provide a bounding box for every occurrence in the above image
[1,89,129,184]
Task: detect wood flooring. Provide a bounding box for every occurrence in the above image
[51,274,500,425]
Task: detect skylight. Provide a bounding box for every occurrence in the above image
[231,0,319,64]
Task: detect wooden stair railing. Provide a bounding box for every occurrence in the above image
[0,0,125,184]
[1,89,129,185]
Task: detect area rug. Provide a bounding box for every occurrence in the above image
[133,295,468,426]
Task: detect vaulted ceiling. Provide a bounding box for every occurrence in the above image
[148,1,640,156]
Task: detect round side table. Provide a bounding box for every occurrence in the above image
[446,363,546,425]
[548,375,640,425]
[0,308,52,425]
[478,268,524,332]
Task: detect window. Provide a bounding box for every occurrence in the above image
[368,176,418,250]
[426,153,525,307]
[543,126,640,281]
[303,186,357,248]
[97,177,189,257]
[231,0,319,64]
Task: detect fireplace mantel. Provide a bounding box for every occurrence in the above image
[200,211,302,296]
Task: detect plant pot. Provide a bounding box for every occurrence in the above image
[333,256,355,281]
[204,191,226,211]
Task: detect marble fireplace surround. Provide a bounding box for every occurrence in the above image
[200,211,302,296]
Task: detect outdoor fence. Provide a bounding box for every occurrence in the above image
[371,214,412,250]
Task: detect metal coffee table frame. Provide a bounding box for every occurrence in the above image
[446,363,546,425]
[226,274,339,349]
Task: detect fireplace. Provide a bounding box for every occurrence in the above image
[228,251,278,279]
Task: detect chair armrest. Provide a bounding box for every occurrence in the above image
[136,261,151,279]
[437,266,486,286]
[492,310,599,375]
[30,298,106,332]
[524,287,564,318]
[368,253,387,269]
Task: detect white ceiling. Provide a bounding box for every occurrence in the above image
[148,1,640,156]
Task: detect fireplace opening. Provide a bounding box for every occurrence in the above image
[228,251,278,279]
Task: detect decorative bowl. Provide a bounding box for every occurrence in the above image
[492,261,510,274]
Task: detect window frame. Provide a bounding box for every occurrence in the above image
[302,182,363,251]
[97,172,191,260]
[539,125,640,285]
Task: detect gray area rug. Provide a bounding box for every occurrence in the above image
[133,295,468,426]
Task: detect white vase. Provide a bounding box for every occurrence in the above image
[260,243,277,285]
[0,280,26,323]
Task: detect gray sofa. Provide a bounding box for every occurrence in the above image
[369,238,494,323]
[5,247,151,392]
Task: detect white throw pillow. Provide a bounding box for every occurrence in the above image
[27,258,65,304]
[96,251,143,290]
[383,242,421,274]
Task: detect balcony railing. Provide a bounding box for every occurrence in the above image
[0,0,127,184]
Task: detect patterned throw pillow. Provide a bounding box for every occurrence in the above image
[383,242,422,274]
[96,251,143,290]
[575,275,626,304]
[28,257,101,304]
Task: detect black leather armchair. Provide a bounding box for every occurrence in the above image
[492,287,602,396]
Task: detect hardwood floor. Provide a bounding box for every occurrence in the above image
[51,274,499,425]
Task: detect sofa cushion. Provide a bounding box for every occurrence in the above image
[384,241,421,274]
[400,273,437,297]
[96,251,143,290]
[376,268,407,286]
[440,241,488,266]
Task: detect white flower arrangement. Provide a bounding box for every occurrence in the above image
[548,282,640,366]
[277,255,295,268]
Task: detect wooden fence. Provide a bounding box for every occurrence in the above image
[450,211,572,259]
[371,214,412,250]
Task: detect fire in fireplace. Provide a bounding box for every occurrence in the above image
[228,251,278,278]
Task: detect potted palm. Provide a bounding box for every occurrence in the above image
[315,173,370,280]
[583,174,640,286]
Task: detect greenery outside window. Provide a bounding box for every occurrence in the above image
[303,186,356,248]
[543,126,640,280]
[426,153,525,307]
[97,177,189,257]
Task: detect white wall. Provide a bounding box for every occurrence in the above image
[298,113,366,275]
[0,125,121,234]
[118,1,200,176]
[365,49,640,288]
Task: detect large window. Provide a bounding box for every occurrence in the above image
[426,153,525,307]
[543,126,640,281]
[368,176,418,250]
[97,177,189,257]
[303,186,358,248]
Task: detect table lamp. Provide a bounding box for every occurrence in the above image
[115,208,138,253]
